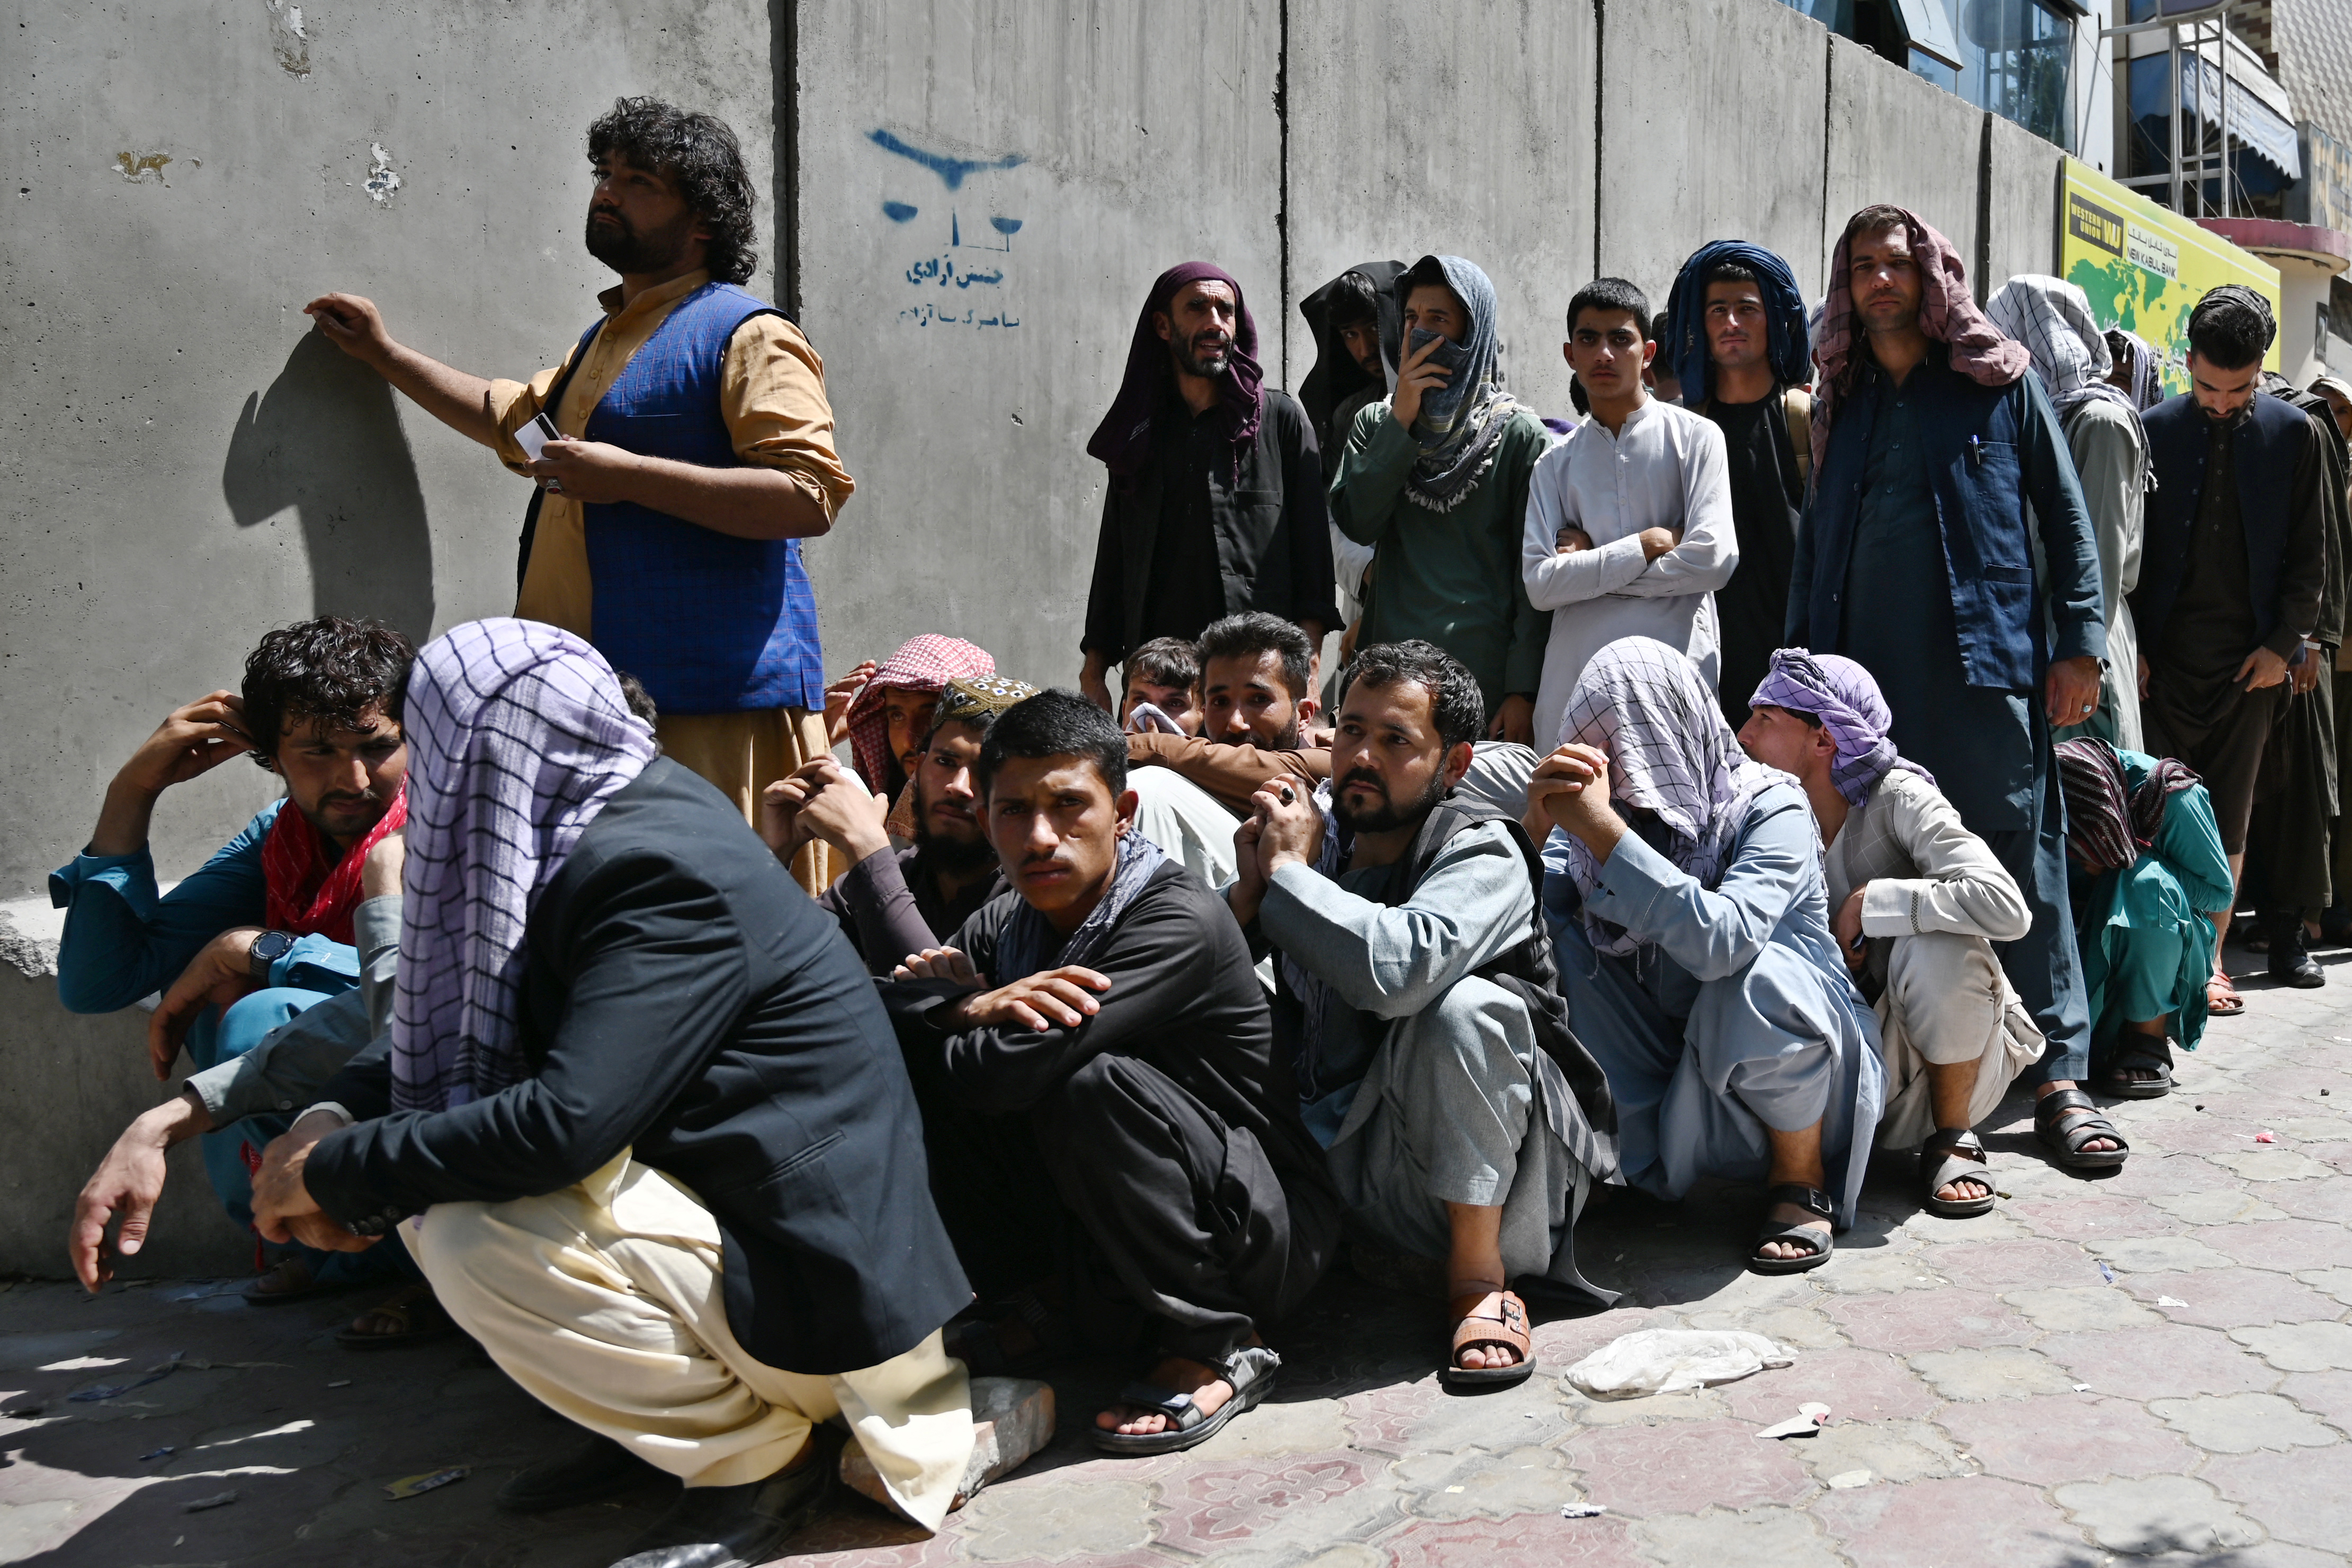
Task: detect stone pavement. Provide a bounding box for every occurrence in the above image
[3,948,2350,1568]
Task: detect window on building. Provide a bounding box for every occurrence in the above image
[1782,0,2077,149]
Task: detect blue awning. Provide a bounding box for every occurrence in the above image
[2182,54,2303,180]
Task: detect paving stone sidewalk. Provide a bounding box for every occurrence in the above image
[3,950,2349,1567]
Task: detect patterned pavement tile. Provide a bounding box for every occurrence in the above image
[2038,1322,2278,1400]
[1807,1250,1948,1295]
[2148,1390,2345,1453]
[1937,1392,2199,1482]
[1918,1238,2103,1293]
[1558,1387,1732,1429]
[1151,1452,1386,1556]
[2082,1232,2238,1273]
[2277,1368,2352,1433]
[1679,1304,1848,1350]
[2052,1474,2265,1554]
[2209,1149,2344,1182]
[2148,1187,2287,1224]
[1714,1348,1939,1423]
[1813,1474,2090,1567]
[1183,1396,1352,1461]
[2202,1217,2352,1273]
[2005,1194,2183,1242]
[1389,1443,1578,1522]
[2262,1175,2352,1222]
[2000,1284,2163,1332]
[2204,1444,2352,1550]
[1631,1504,1845,1567]
[1556,1419,1811,1518]
[1342,1377,1448,1455]
[2301,1266,2352,1304]
[1376,1511,1647,1568]
[2081,1152,2238,1198]
[1786,1416,1969,1484]
[1909,1344,2078,1400]
[956,1478,1160,1564]
[2118,1266,2347,1328]
[1374,1375,1580,1456]
[2229,1320,2352,1372]
[1818,1288,2036,1353]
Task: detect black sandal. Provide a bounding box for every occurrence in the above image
[1090,1346,1280,1457]
[1750,1183,1837,1275]
[2034,1088,2130,1170]
[2096,1036,2174,1100]
[1919,1128,1996,1217]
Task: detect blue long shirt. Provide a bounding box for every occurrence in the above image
[50,800,361,1039]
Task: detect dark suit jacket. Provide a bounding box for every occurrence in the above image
[303,758,970,1376]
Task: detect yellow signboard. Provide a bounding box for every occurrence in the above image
[2060,159,2281,396]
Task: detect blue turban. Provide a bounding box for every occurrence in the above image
[1659,240,1811,407]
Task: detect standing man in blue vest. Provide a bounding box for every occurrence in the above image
[2135,287,2330,1004]
[305,97,853,893]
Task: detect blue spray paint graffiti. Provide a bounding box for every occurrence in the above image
[871,129,1026,330]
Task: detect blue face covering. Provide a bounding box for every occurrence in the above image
[1405,326,1477,431]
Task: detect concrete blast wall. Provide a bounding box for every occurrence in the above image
[0,0,2081,1277]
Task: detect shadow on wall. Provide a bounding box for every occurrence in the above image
[221,333,435,640]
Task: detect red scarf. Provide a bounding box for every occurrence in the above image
[260,780,408,946]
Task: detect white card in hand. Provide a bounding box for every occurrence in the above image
[516,413,560,461]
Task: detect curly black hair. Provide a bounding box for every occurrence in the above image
[588,97,759,285]
[242,616,416,768]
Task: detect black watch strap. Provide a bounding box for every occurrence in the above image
[248,929,295,983]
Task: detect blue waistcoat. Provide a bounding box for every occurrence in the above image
[533,282,827,716]
[2135,390,2309,650]
[1788,350,2106,691]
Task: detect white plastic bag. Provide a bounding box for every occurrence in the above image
[1562,1329,1793,1399]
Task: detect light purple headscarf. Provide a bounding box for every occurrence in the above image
[1560,638,1795,956]
[391,619,659,1113]
[1747,648,1936,809]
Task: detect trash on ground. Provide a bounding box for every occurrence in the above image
[69,1353,183,1402]
[2254,1130,2277,1143]
[183,1491,237,1513]
[2097,1262,2117,1284]
[1755,1402,1831,1439]
[138,1446,175,1461]
[1563,1329,1792,1399]
[2157,1296,2188,1307]
[1826,1470,1872,1489]
[1561,1503,1608,1518]
[326,1379,352,1389]
[2072,1383,2092,1392]
[383,1466,469,1501]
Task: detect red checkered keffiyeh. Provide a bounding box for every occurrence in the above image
[1811,209,2030,476]
[843,635,995,793]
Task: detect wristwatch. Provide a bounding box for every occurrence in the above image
[248,929,296,983]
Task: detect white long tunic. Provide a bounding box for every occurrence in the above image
[1521,399,1739,747]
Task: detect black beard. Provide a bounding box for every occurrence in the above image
[585,209,688,274]
[1242,713,1303,752]
[1331,767,1446,835]
[914,814,998,877]
[1173,330,1231,380]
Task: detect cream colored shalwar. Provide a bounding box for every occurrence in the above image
[404,1152,972,1530]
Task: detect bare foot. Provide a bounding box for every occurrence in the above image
[1096,1356,1234,1436]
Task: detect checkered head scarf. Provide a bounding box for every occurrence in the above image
[1559,638,1796,956]
[844,635,995,793]
[391,619,658,1113]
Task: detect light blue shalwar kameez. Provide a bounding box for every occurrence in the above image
[1543,783,1885,1226]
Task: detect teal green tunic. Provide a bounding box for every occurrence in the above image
[2069,749,2233,1051]
[1329,402,1552,715]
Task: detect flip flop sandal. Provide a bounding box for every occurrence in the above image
[2034,1088,2131,1171]
[335,1286,457,1351]
[241,1256,323,1306]
[1750,1182,1837,1275]
[1919,1128,1997,1217]
[1443,1289,1535,1387]
[2206,976,2246,1017]
[1090,1346,1280,1457]
[2096,1036,2175,1100]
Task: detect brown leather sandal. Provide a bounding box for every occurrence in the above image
[1444,1289,1534,1387]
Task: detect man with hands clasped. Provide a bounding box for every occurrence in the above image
[1230,641,1617,1389]
[52,616,413,1302]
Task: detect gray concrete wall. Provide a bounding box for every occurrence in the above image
[791,0,1282,695]
[1983,111,2068,293]
[1284,0,1596,424]
[1596,0,1830,306]
[1822,33,1987,287]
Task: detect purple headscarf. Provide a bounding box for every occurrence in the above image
[1085,262,1264,483]
[1748,648,1935,808]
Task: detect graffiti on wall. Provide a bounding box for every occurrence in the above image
[871,129,1027,330]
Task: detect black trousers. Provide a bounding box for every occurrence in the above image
[904,1043,1337,1364]
[2250,676,2338,923]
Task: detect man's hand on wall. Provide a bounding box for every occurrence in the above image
[147,928,263,1080]
[302,293,397,368]
[2042,655,2103,728]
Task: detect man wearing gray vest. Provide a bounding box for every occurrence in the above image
[305,97,851,894]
